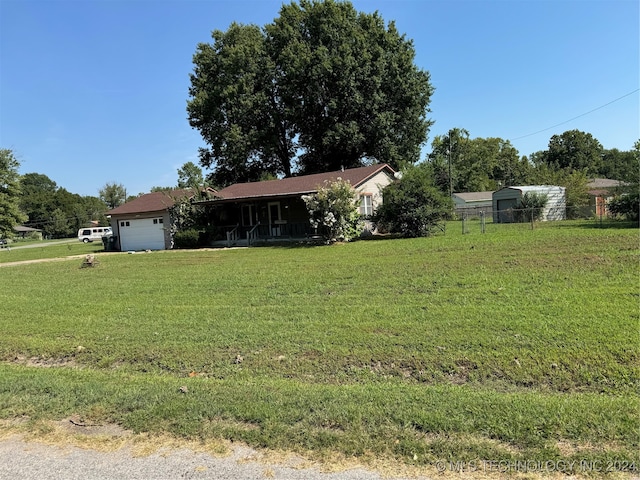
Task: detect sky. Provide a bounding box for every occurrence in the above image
[1,0,638,197]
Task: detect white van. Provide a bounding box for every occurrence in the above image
[78,227,112,243]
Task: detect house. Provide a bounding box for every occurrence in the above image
[587,178,627,217]
[492,185,566,223]
[199,164,396,245]
[106,189,203,251]
[452,191,494,216]
[13,225,43,239]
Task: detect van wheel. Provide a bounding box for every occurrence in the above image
[83,238,89,243]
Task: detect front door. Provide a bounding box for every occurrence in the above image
[241,204,254,226]
[268,202,281,236]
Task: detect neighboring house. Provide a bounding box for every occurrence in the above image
[586,178,627,217]
[452,191,494,216]
[493,186,566,223]
[13,225,43,239]
[199,164,396,245]
[106,189,205,251]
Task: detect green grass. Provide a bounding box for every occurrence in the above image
[0,221,638,469]
[0,239,102,263]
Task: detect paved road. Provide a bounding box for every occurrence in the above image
[0,436,425,480]
[0,239,77,251]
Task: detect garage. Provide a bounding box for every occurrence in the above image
[118,217,166,251]
[107,189,200,251]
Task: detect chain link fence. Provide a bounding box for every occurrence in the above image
[455,205,630,234]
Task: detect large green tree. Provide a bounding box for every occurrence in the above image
[99,182,127,209]
[177,161,205,189]
[600,146,639,184]
[188,23,291,186]
[542,130,604,174]
[19,173,58,231]
[188,0,433,185]
[0,149,27,238]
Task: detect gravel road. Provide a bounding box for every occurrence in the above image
[0,436,429,480]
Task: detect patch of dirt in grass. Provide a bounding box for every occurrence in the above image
[203,416,261,433]
[554,439,629,456]
[9,354,79,368]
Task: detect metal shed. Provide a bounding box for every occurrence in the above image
[492,186,566,223]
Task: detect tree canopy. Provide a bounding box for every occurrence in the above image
[99,182,127,209]
[177,161,205,189]
[427,129,531,194]
[542,129,604,174]
[188,0,433,186]
[0,149,27,238]
[19,172,109,238]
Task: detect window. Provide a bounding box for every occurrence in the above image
[120,221,130,227]
[153,218,164,225]
[360,195,373,216]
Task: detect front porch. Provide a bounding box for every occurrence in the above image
[216,221,317,247]
[200,195,320,247]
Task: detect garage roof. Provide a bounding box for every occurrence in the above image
[106,189,194,215]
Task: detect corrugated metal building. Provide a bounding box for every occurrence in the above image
[492,186,566,223]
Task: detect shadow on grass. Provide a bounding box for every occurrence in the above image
[550,220,639,230]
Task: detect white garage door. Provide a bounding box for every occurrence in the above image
[118,217,166,251]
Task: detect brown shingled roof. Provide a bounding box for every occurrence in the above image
[106,189,194,215]
[213,164,395,202]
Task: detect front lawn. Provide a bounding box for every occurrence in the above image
[0,222,637,475]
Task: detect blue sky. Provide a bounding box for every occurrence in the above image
[1,0,638,197]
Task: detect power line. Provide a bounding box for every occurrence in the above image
[510,89,639,142]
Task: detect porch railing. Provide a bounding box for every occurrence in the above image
[226,224,239,248]
[247,222,261,247]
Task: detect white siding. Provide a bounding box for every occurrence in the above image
[492,186,566,223]
[355,170,394,212]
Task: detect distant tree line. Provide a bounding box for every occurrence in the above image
[426,129,639,216]
[19,173,109,239]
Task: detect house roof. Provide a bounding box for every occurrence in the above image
[106,189,194,215]
[14,225,41,233]
[452,191,494,202]
[588,189,611,197]
[587,178,626,189]
[210,164,396,202]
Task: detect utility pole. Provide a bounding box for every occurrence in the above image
[448,129,454,199]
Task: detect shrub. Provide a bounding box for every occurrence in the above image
[302,179,363,243]
[173,229,201,249]
[513,192,548,222]
[608,191,639,223]
[372,164,452,237]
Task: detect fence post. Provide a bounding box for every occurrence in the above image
[530,207,534,230]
